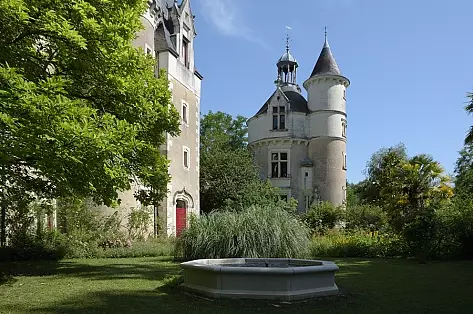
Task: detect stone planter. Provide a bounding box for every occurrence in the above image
[180,258,339,301]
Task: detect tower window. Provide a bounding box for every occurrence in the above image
[305,196,311,210]
[272,106,286,130]
[343,89,346,100]
[182,101,188,124]
[183,147,190,169]
[341,119,347,138]
[271,152,288,178]
[182,37,190,69]
[342,152,347,170]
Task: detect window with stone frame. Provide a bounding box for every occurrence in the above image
[182,101,188,124]
[182,36,190,69]
[271,152,288,178]
[304,195,311,211]
[341,118,347,138]
[342,151,347,170]
[183,146,190,169]
[272,105,286,130]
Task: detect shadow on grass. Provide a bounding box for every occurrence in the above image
[0,257,177,284]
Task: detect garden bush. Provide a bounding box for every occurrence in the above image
[303,201,344,234]
[345,204,388,231]
[175,204,310,261]
[310,229,408,258]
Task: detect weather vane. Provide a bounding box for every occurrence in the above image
[285,26,292,52]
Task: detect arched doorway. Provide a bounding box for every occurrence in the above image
[175,199,187,237]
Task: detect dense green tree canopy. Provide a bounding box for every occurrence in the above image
[200,111,248,152]
[0,0,179,207]
[199,111,284,213]
[454,144,473,197]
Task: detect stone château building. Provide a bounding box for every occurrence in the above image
[94,0,202,237]
[247,34,349,212]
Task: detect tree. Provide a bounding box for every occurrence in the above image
[465,92,473,144]
[199,111,284,213]
[200,111,248,152]
[360,143,408,205]
[0,0,179,245]
[454,144,473,197]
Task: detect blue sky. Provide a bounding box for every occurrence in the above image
[190,0,473,183]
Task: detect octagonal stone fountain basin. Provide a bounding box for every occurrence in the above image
[180,258,339,301]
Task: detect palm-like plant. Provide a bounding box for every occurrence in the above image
[465,92,473,144]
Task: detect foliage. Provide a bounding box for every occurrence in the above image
[126,206,152,241]
[360,143,409,205]
[310,229,408,258]
[175,204,310,261]
[444,196,473,258]
[303,202,344,234]
[465,92,473,144]
[0,0,179,215]
[200,110,248,152]
[454,144,473,197]
[345,204,387,231]
[200,144,282,212]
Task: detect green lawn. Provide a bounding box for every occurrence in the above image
[1,257,472,314]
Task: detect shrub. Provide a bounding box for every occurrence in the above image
[0,230,70,261]
[175,204,310,261]
[448,197,473,258]
[345,204,387,231]
[303,202,344,234]
[310,229,408,258]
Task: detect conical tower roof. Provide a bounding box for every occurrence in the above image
[310,36,341,77]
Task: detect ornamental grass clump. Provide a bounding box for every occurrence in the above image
[175,205,310,261]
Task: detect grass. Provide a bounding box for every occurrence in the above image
[1,257,473,313]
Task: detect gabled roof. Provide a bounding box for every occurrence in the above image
[254,87,308,117]
[310,38,341,77]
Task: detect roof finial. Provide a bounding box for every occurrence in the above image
[285,26,292,53]
[324,26,329,48]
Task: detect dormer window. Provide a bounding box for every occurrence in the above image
[272,106,286,130]
[182,36,190,69]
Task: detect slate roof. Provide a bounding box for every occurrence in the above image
[278,51,297,64]
[310,39,341,77]
[254,88,308,116]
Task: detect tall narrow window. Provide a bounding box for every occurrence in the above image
[182,102,188,124]
[183,147,190,169]
[182,37,190,69]
[342,152,347,170]
[341,119,347,138]
[271,152,288,178]
[304,196,311,210]
[272,105,286,130]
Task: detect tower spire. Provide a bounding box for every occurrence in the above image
[324,26,329,48]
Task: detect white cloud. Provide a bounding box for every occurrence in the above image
[199,0,267,48]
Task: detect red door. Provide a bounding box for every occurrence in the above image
[176,207,187,237]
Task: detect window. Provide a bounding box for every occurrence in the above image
[341,119,347,138]
[182,102,188,124]
[343,89,346,100]
[304,196,311,211]
[145,44,153,57]
[183,147,190,169]
[272,106,286,130]
[271,152,288,178]
[342,186,347,204]
[342,152,347,170]
[303,171,310,189]
[182,37,190,69]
